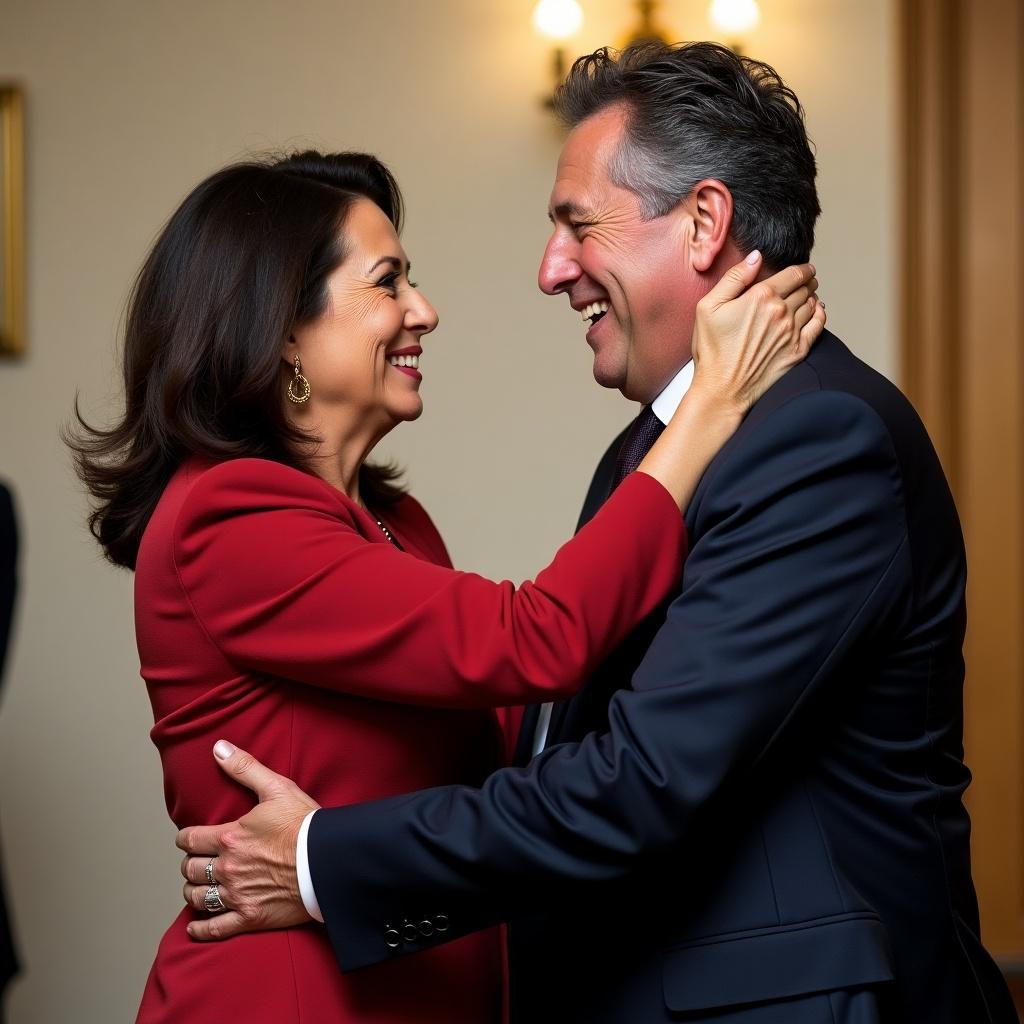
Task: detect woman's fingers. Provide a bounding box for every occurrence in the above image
[746,296,825,405]
[703,250,765,308]
[762,262,816,300]
[689,257,823,415]
[782,279,818,316]
[799,298,827,352]
[694,260,814,332]
[792,295,817,333]
[786,298,827,363]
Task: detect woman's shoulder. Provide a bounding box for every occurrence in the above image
[154,458,361,556]
[179,456,350,513]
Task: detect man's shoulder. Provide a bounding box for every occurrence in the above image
[753,330,906,420]
[688,329,954,536]
[736,330,932,462]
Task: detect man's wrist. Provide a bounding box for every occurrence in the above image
[296,808,324,923]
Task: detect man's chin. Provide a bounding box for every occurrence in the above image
[593,363,648,403]
[591,357,627,394]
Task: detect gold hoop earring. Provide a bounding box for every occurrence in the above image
[287,355,311,404]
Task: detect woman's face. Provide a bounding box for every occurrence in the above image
[288,198,438,434]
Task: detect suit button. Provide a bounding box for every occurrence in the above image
[402,920,419,943]
[384,926,401,949]
[418,919,434,938]
[434,913,449,933]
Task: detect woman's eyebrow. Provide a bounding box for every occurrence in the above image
[367,256,405,273]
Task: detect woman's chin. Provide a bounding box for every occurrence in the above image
[390,398,424,423]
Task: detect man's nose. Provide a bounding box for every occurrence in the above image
[538,234,582,295]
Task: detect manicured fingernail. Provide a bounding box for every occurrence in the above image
[819,300,826,309]
[745,250,761,264]
[186,924,196,938]
[214,740,235,760]
[809,264,816,275]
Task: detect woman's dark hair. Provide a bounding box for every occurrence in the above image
[66,150,408,570]
[554,42,820,268]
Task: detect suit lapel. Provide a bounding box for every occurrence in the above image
[575,428,624,531]
[521,425,630,757]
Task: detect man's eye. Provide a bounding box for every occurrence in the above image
[378,272,399,291]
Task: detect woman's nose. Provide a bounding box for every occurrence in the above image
[406,291,439,335]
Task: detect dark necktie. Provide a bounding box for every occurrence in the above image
[612,405,665,489]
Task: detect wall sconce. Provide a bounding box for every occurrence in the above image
[532,0,584,108]
[618,0,672,49]
[533,0,675,108]
[708,0,761,53]
[534,0,762,110]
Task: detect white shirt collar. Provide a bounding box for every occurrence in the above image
[650,360,695,426]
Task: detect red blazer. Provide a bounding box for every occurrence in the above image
[134,456,686,1023]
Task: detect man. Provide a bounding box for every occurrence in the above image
[179,43,1016,1022]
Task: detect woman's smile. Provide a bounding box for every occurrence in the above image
[387,346,423,380]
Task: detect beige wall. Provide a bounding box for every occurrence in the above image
[0,1,897,1019]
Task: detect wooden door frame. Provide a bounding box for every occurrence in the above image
[899,0,1024,963]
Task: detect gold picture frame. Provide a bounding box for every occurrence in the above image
[0,86,25,357]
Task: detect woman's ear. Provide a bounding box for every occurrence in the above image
[281,333,297,367]
[685,179,734,273]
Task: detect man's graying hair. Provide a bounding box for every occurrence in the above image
[554,42,820,268]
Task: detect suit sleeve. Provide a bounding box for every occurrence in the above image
[307,391,912,970]
[172,459,686,708]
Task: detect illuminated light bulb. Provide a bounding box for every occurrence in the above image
[532,0,584,40]
[709,0,761,35]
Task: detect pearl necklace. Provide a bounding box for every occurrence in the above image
[359,499,400,548]
[374,517,398,547]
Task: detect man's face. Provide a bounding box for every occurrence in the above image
[539,104,707,403]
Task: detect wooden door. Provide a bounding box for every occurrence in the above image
[900,0,1024,962]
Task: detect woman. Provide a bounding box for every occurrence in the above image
[69,151,822,1022]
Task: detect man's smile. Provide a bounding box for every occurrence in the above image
[580,300,609,326]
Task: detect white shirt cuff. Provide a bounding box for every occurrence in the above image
[531,701,554,757]
[296,809,324,923]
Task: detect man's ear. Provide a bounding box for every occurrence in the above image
[684,179,734,273]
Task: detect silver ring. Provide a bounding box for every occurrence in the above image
[204,858,217,885]
[204,884,226,913]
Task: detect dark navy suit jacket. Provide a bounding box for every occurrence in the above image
[309,333,1017,1023]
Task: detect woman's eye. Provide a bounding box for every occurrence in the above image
[378,273,419,293]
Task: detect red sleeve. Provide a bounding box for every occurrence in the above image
[173,459,687,709]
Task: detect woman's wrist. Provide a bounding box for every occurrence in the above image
[639,386,744,510]
[674,383,744,439]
